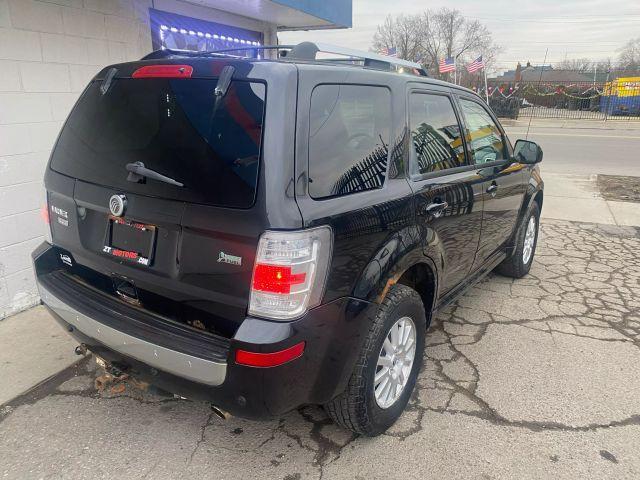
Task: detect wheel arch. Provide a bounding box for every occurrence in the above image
[350,225,441,321]
[523,169,544,217]
[509,170,544,249]
[533,189,543,211]
[395,261,438,324]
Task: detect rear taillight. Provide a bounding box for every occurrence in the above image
[132,65,193,79]
[236,342,305,368]
[41,190,52,244]
[249,227,332,320]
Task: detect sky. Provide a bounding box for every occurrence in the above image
[279,0,640,73]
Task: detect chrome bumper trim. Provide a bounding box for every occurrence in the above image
[38,282,227,386]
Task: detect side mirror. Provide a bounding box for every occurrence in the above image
[514,139,543,164]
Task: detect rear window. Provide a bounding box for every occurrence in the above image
[50,78,265,208]
[308,84,391,199]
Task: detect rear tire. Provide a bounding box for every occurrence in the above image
[496,201,540,278]
[324,284,426,436]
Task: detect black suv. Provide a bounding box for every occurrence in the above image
[33,42,543,436]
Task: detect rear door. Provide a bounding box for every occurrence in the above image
[292,67,415,304]
[45,61,300,336]
[407,87,484,297]
[455,95,526,266]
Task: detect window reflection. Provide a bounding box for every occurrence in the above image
[409,94,466,175]
[309,85,391,199]
[331,141,388,196]
[458,98,506,165]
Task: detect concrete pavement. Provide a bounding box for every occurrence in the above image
[0,306,77,405]
[540,173,640,227]
[1,117,639,479]
[1,219,640,479]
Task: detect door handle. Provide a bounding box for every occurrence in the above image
[420,201,449,217]
[486,183,498,196]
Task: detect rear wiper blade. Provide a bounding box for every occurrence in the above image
[100,67,118,95]
[214,65,235,98]
[208,65,235,139]
[126,161,184,187]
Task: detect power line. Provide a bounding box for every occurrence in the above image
[503,50,623,53]
[463,14,640,24]
[495,59,618,62]
[502,41,623,45]
[469,15,640,20]
[471,13,640,18]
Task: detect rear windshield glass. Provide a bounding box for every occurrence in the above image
[50,78,265,208]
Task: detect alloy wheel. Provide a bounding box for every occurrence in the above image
[522,215,537,265]
[374,316,417,409]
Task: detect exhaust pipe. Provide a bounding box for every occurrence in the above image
[210,404,232,420]
[74,344,88,355]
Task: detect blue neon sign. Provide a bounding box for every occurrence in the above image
[149,9,263,58]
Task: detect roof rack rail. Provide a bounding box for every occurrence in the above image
[141,42,428,77]
[284,42,427,75]
[142,42,428,77]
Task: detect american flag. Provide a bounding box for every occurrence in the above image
[466,56,485,73]
[439,57,455,73]
[379,47,397,57]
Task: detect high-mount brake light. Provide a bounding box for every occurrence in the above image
[249,227,332,321]
[132,65,193,79]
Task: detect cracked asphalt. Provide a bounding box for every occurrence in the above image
[1,219,640,480]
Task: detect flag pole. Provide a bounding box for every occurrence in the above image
[454,57,457,85]
[483,65,489,103]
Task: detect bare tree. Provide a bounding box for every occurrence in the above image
[619,37,640,69]
[372,14,424,62]
[595,58,613,73]
[372,9,498,81]
[557,58,593,72]
[428,9,497,79]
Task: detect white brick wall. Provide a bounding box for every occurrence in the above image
[0,0,153,319]
[0,0,277,319]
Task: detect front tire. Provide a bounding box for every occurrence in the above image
[496,201,540,278]
[324,284,426,436]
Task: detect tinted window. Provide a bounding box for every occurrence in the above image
[308,85,391,199]
[458,98,506,165]
[409,93,466,175]
[50,78,265,208]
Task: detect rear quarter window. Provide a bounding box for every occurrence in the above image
[308,84,391,199]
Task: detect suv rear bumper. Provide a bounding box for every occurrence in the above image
[34,243,377,418]
[39,282,227,386]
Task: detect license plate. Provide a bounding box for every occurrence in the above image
[103,216,156,266]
